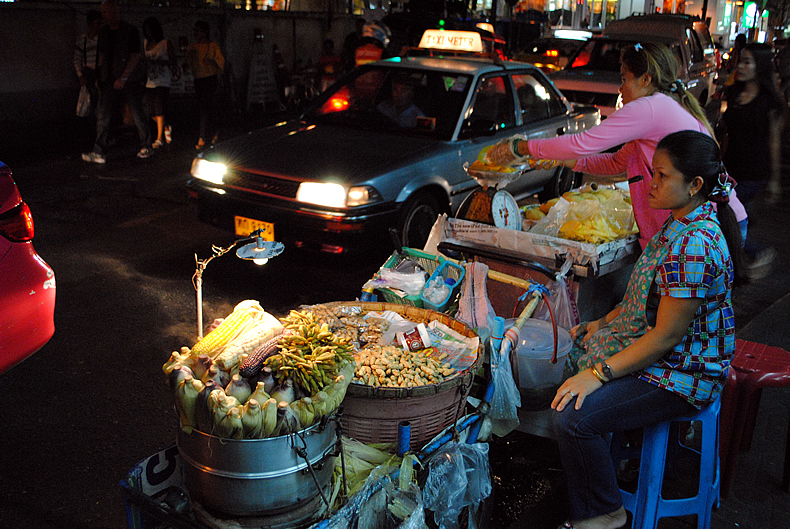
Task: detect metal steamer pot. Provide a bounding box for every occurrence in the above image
[177,419,337,516]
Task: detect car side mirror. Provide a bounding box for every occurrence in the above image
[459,119,498,139]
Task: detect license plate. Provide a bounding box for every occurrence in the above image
[234,216,274,240]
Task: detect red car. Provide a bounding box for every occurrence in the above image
[0,162,56,373]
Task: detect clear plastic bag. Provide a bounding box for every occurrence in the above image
[422,442,492,529]
[76,85,92,117]
[534,257,580,332]
[488,334,521,437]
[363,268,428,296]
[456,261,497,344]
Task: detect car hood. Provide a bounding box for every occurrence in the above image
[205,121,442,186]
[550,69,622,93]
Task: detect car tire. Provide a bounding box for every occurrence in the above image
[397,192,444,250]
[538,166,580,202]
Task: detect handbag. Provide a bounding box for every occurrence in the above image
[76,85,92,118]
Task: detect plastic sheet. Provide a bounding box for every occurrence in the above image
[422,442,492,529]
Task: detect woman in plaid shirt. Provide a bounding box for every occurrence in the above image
[549,130,746,529]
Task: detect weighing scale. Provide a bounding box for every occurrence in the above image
[458,161,525,230]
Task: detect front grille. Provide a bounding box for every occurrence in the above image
[227,171,300,199]
[561,90,619,108]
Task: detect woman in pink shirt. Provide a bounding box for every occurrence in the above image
[486,42,747,249]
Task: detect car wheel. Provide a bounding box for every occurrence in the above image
[397,192,443,250]
[537,166,579,202]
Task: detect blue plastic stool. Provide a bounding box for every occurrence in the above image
[611,393,721,529]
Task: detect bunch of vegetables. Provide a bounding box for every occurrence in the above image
[162,301,354,440]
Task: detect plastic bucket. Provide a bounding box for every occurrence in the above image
[504,318,572,386]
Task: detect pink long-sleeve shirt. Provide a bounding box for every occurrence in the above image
[527,92,747,249]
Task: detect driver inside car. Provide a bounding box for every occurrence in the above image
[377,74,424,128]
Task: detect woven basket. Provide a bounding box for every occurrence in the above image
[369,249,448,307]
[321,301,481,446]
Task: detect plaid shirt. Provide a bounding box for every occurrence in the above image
[636,203,735,407]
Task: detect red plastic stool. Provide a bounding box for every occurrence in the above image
[719,339,790,499]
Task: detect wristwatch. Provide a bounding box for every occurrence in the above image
[601,362,614,381]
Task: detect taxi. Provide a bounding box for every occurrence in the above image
[188,30,600,255]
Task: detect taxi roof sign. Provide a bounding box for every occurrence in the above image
[418,30,484,53]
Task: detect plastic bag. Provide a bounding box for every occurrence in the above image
[456,261,497,344]
[488,332,521,437]
[363,268,427,297]
[534,257,580,332]
[314,457,426,529]
[76,85,92,117]
[422,442,492,529]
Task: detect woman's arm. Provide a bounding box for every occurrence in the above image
[553,295,703,411]
[569,304,622,342]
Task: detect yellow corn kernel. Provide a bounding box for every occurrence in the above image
[192,301,261,357]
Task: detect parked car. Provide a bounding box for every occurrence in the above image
[0,162,56,373]
[513,37,587,74]
[188,34,600,255]
[550,14,717,117]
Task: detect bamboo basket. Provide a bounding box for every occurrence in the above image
[320,301,481,445]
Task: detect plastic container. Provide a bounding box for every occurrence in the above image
[420,260,465,312]
[503,318,572,389]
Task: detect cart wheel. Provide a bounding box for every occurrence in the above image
[537,166,580,202]
[398,192,444,249]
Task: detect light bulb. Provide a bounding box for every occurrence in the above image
[253,257,269,266]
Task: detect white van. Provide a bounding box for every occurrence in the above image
[550,14,717,117]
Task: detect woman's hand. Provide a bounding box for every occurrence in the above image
[484,138,518,166]
[551,369,603,411]
[570,318,604,342]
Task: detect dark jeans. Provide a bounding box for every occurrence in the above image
[194,75,219,143]
[552,376,696,521]
[93,81,151,154]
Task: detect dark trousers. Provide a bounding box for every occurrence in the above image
[93,81,151,155]
[552,376,695,521]
[194,75,219,142]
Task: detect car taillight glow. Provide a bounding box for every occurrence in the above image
[0,201,34,242]
[545,49,559,57]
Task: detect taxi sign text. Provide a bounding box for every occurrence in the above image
[418,30,484,53]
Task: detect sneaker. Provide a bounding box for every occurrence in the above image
[137,146,155,159]
[152,139,164,149]
[164,125,172,144]
[81,151,106,164]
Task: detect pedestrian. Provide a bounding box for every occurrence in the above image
[82,0,153,164]
[317,38,341,93]
[720,42,784,278]
[143,17,178,149]
[73,9,102,149]
[184,20,225,151]
[341,18,365,73]
[551,130,745,529]
[773,38,790,103]
[354,22,391,67]
[485,42,748,250]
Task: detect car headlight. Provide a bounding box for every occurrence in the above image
[191,158,227,185]
[296,183,381,207]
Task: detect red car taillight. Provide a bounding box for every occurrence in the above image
[0,201,35,242]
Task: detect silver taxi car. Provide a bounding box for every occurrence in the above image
[188,35,600,255]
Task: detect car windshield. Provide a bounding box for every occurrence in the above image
[303,66,473,141]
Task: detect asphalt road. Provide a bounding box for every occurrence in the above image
[1,123,788,529]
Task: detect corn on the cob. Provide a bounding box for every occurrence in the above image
[239,332,285,378]
[214,313,283,373]
[261,398,278,437]
[191,300,264,358]
[225,374,252,405]
[242,398,264,439]
[175,375,204,433]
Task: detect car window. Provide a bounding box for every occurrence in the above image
[468,75,515,130]
[569,40,629,71]
[512,73,563,122]
[686,28,704,63]
[306,66,472,141]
